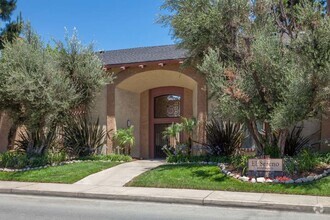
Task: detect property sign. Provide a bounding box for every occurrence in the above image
[248,159,283,172]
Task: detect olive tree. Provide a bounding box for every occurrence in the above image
[161,0,330,155]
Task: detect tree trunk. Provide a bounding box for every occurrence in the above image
[277,129,289,156]
[246,120,264,155]
[7,123,18,150]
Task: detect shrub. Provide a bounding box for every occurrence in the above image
[0,151,28,168]
[113,126,135,155]
[63,115,107,157]
[230,155,252,176]
[283,156,297,176]
[47,151,68,165]
[79,154,132,162]
[296,149,318,173]
[316,152,330,164]
[16,127,57,156]
[0,151,49,168]
[205,118,244,156]
[284,126,310,156]
[264,145,280,158]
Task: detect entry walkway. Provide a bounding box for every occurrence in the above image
[74,160,164,187]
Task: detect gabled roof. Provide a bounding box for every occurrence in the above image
[97,45,187,66]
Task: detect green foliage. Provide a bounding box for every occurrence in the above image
[165,154,230,164]
[0,0,23,49]
[284,126,310,156]
[78,154,132,162]
[230,155,252,176]
[63,115,107,157]
[113,126,135,155]
[181,117,198,155]
[16,127,57,156]
[47,151,68,165]
[55,28,112,112]
[162,123,182,140]
[264,145,280,158]
[205,118,244,156]
[0,151,52,169]
[0,25,78,130]
[161,0,330,155]
[296,149,318,172]
[316,152,330,164]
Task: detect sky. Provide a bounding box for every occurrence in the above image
[13,0,174,51]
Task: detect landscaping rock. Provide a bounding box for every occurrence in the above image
[285,179,294,184]
[229,173,235,177]
[300,177,308,183]
[251,178,256,183]
[295,179,302,184]
[306,176,315,182]
[265,179,273,183]
[239,176,249,182]
[235,175,240,179]
[273,179,279,183]
[256,177,265,183]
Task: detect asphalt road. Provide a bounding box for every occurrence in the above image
[0,194,328,220]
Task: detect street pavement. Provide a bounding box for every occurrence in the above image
[0,160,329,214]
[0,180,329,214]
[0,194,328,220]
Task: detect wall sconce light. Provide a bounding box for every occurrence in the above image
[127,119,131,128]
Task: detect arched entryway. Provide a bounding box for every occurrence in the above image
[105,65,207,159]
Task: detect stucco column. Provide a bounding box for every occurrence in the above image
[197,83,207,145]
[106,84,116,154]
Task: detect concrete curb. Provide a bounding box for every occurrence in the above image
[1,186,329,214]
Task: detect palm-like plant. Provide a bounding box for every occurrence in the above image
[284,126,310,156]
[113,126,134,155]
[63,115,107,157]
[16,127,57,156]
[205,118,244,156]
[162,123,182,149]
[181,117,198,156]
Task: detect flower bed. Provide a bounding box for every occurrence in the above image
[218,162,330,184]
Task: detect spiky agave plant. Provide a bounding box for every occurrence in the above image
[63,115,107,157]
[284,126,310,156]
[205,118,244,156]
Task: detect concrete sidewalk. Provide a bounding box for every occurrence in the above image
[0,181,329,214]
[75,160,164,186]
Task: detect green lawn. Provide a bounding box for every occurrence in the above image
[0,161,120,184]
[127,164,330,196]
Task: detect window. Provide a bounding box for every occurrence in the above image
[154,95,181,118]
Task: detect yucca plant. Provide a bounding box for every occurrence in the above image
[113,126,134,155]
[181,117,198,156]
[162,123,182,149]
[284,126,310,156]
[16,127,57,156]
[63,115,107,157]
[205,118,244,156]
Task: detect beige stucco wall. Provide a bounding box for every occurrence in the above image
[321,113,330,152]
[90,86,108,153]
[115,88,140,157]
[140,90,149,158]
[117,70,196,93]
